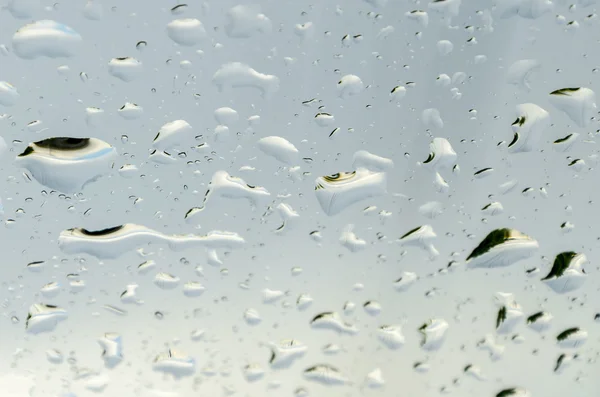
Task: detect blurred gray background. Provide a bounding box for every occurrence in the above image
[0,0,599,396]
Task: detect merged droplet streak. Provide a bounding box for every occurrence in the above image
[58,224,245,259]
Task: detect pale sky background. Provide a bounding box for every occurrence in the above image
[0,0,599,396]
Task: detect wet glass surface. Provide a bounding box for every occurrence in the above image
[0,1,599,396]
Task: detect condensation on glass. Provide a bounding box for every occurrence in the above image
[0,0,598,396]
